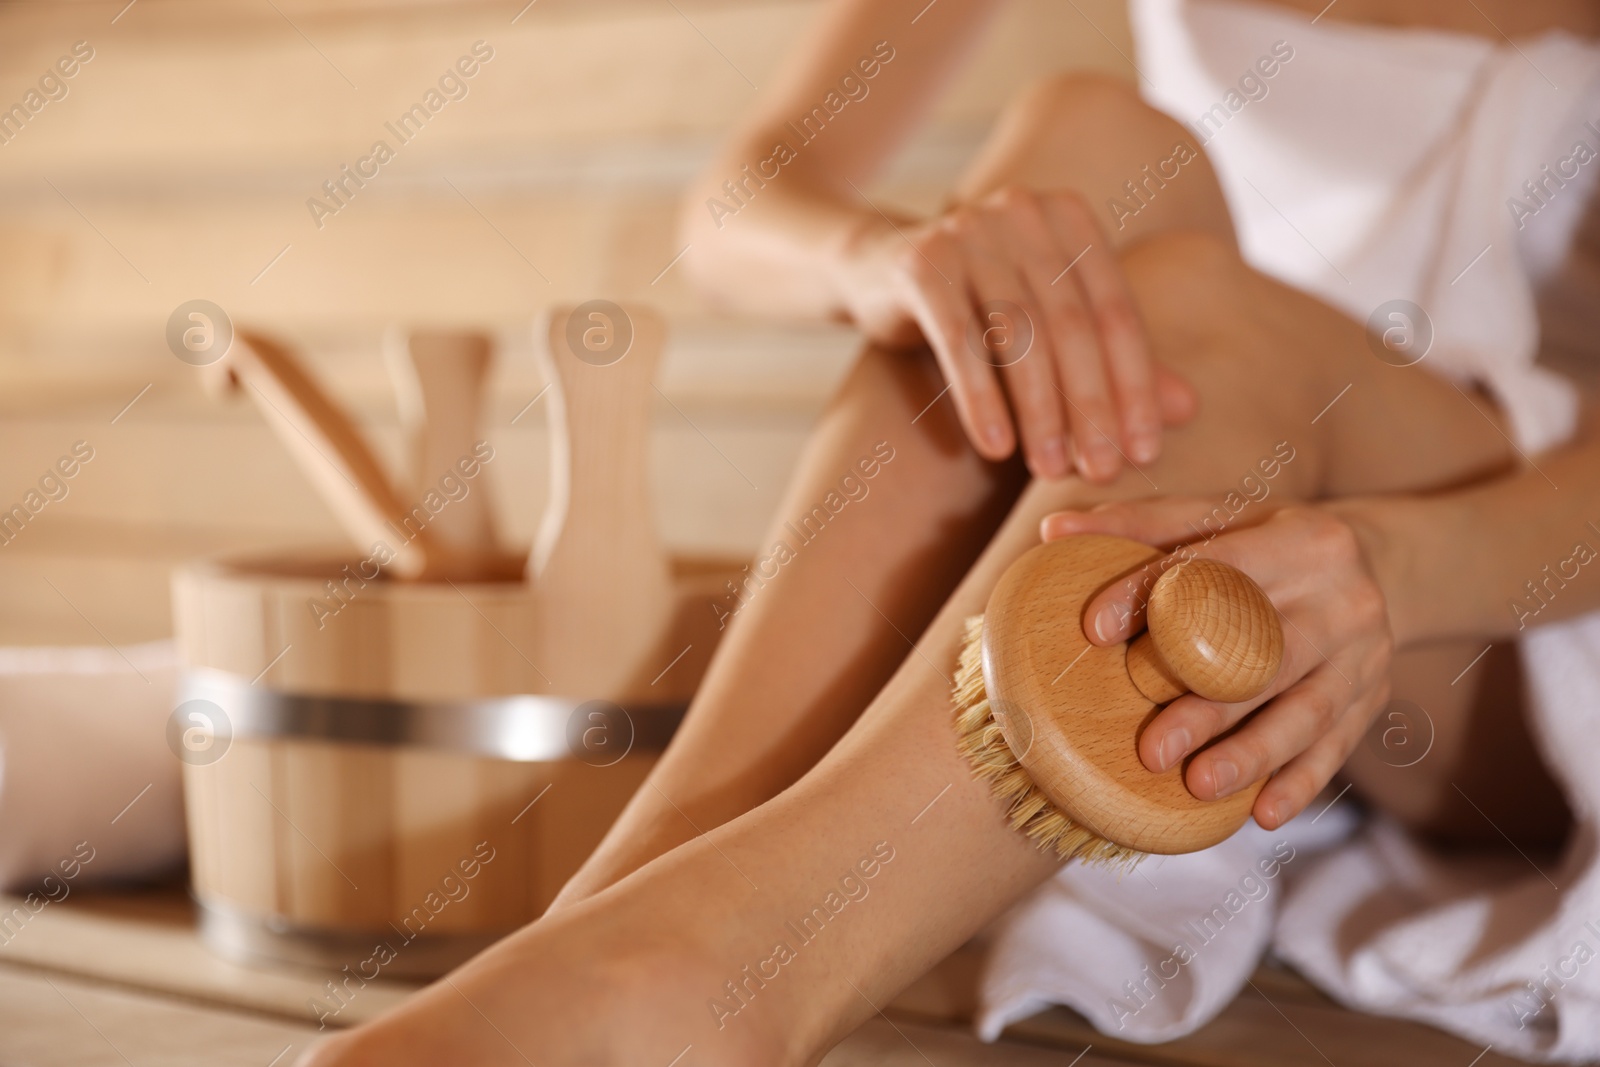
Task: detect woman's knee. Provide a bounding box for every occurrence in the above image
[966,73,1234,243]
[1119,229,1252,338]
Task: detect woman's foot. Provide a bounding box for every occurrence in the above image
[296,868,801,1067]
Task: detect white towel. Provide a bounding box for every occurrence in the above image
[976,2,1600,1060]
[0,642,186,890]
[1277,621,1600,1062]
[1133,0,1598,453]
[976,805,1358,1043]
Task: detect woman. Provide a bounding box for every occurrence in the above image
[307,0,1600,1062]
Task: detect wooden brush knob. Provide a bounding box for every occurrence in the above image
[980,536,1276,855]
[1125,558,1283,705]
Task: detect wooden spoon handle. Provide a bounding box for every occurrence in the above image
[225,330,433,579]
[1125,557,1283,705]
[529,303,674,696]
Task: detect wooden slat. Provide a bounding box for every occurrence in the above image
[0,403,817,646]
[0,958,1157,1067]
[0,169,938,344]
[5,886,1519,1067]
[0,886,414,1028]
[0,0,1130,360]
[0,886,1146,1064]
[0,963,321,1067]
[998,978,1515,1067]
[824,1016,1139,1067]
[0,0,1130,184]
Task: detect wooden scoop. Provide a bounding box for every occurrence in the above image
[978,535,1283,855]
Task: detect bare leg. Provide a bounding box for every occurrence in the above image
[304,227,1516,1067]
[551,348,1026,904]
[554,73,1235,904]
[554,73,1247,907]
[1344,639,1571,850]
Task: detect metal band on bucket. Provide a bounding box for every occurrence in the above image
[178,668,684,763]
[196,896,507,979]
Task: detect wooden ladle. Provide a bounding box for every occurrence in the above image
[981,535,1284,855]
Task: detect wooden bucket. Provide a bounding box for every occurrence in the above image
[171,305,725,977]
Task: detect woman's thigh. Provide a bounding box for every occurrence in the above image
[1345,639,1571,851]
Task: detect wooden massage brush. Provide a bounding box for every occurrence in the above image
[953,534,1285,864]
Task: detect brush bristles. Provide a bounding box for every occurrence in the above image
[954,615,1143,868]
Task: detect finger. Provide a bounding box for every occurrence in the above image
[977,188,1093,480]
[1082,506,1327,647]
[1156,509,1354,619]
[1137,582,1351,775]
[1155,365,1199,427]
[1035,267,1123,484]
[1041,497,1221,546]
[1045,497,1216,643]
[1253,705,1374,829]
[1077,549,1194,647]
[1041,193,1158,465]
[956,210,1070,479]
[1062,499,1251,646]
[1136,610,1339,774]
[1182,664,1355,801]
[999,336,1071,480]
[892,236,1015,460]
[987,195,1119,482]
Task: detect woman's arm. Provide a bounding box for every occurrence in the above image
[1342,402,1600,646]
[679,0,997,319]
[680,0,1189,483]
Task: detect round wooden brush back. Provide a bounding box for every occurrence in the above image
[980,535,1283,855]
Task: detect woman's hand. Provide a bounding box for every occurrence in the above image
[837,186,1197,483]
[1040,499,1394,829]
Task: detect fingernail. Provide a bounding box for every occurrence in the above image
[1130,431,1158,466]
[983,423,1008,451]
[1089,442,1118,478]
[1038,436,1067,478]
[1157,728,1191,772]
[1092,603,1123,643]
[1209,759,1239,796]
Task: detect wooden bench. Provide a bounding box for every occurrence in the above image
[0,880,1525,1066]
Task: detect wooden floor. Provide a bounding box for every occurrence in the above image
[0,880,1529,1066]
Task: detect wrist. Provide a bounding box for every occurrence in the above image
[827,209,917,329]
[1325,497,1419,646]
